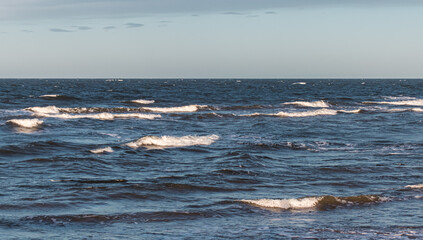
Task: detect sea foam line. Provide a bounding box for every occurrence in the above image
[34,112,161,120]
[241,109,338,118]
[141,105,207,113]
[283,100,330,108]
[130,99,155,104]
[126,135,219,149]
[363,99,423,106]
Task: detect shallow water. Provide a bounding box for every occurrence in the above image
[1,79,423,239]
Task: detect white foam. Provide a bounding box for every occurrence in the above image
[293,82,306,85]
[405,184,423,189]
[364,99,423,106]
[142,105,207,113]
[241,109,337,118]
[337,109,362,114]
[26,106,60,114]
[283,100,329,108]
[90,147,113,154]
[35,112,161,120]
[40,94,59,98]
[126,134,219,149]
[130,99,155,104]
[7,119,43,128]
[240,197,321,210]
[275,109,338,118]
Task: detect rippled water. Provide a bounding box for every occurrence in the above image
[1,79,423,239]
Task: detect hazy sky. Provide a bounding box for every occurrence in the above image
[1,0,423,78]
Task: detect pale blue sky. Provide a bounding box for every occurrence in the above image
[1,0,423,78]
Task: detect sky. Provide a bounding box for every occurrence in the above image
[1,0,423,78]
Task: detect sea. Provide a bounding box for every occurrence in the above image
[1,79,423,239]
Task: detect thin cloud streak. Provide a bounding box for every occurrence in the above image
[1,0,422,21]
[49,28,73,32]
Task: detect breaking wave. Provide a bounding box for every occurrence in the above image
[283,100,330,108]
[240,194,387,210]
[7,119,43,128]
[129,99,155,104]
[126,135,219,149]
[26,106,60,114]
[405,184,423,189]
[363,99,423,106]
[242,109,338,118]
[34,112,161,120]
[90,147,113,154]
[142,105,208,113]
[39,94,78,100]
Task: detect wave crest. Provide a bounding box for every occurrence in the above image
[129,99,155,104]
[364,99,423,106]
[90,147,113,154]
[240,195,386,210]
[283,100,329,108]
[7,119,43,128]
[142,105,207,113]
[126,135,219,149]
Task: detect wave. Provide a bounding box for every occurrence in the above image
[363,99,423,106]
[141,105,208,113]
[283,100,330,108]
[7,119,43,128]
[90,147,113,154]
[405,184,423,189]
[26,106,60,114]
[293,82,306,85]
[240,194,387,210]
[33,112,161,120]
[126,135,219,149]
[242,109,338,118]
[129,99,155,104]
[39,94,78,100]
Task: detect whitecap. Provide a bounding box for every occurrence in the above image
[126,134,219,149]
[363,99,423,106]
[130,99,155,104]
[240,197,321,210]
[337,109,362,114]
[90,147,113,154]
[283,100,329,108]
[275,109,337,118]
[142,105,207,113]
[240,195,386,210]
[26,106,60,114]
[35,112,161,120]
[7,119,43,128]
[293,82,306,85]
[405,184,423,189]
[40,94,60,98]
[241,109,337,118]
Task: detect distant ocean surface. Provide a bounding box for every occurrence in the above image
[1,79,423,239]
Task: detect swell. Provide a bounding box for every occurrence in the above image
[0,140,80,156]
[23,210,221,224]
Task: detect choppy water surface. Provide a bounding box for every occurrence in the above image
[1,79,423,239]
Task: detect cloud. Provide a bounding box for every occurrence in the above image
[222,11,245,15]
[265,11,277,14]
[50,28,73,32]
[125,22,144,28]
[103,26,116,30]
[73,26,91,30]
[1,0,423,21]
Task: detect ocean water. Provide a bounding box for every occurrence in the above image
[1,79,423,239]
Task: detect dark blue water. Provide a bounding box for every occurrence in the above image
[1,79,423,239]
